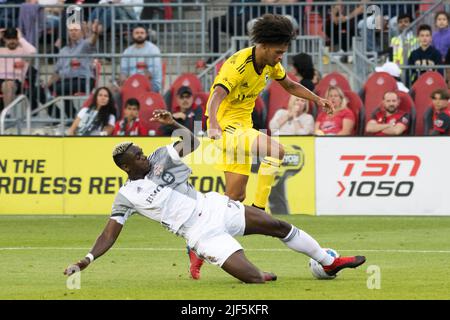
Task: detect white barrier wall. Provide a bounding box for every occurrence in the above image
[316,137,450,215]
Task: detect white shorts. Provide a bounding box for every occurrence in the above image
[179,192,246,267]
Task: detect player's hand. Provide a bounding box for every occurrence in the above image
[64,258,90,276]
[150,109,175,125]
[207,121,222,140]
[316,97,334,115]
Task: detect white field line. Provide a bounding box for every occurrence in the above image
[0,247,449,253]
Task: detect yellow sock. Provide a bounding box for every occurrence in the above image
[253,156,282,210]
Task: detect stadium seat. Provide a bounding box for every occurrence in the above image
[410,71,447,135]
[396,90,416,136]
[137,92,167,136]
[315,72,352,97]
[343,90,365,136]
[169,73,203,110]
[266,73,299,128]
[121,74,153,109]
[360,72,397,124]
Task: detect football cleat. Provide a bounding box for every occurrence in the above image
[263,272,277,282]
[187,247,204,280]
[322,256,366,277]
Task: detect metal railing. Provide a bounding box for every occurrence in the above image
[0,1,448,136]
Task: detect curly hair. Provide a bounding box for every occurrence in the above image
[250,14,296,45]
[88,87,117,128]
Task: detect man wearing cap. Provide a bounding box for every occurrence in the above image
[161,86,203,136]
[44,20,102,118]
[365,91,410,136]
[375,61,409,93]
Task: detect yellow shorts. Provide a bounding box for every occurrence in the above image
[213,123,262,176]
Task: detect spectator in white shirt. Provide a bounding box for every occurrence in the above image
[67,87,117,136]
[269,95,315,136]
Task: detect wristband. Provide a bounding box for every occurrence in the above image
[85,253,95,263]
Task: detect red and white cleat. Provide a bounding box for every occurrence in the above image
[322,256,366,277]
[263,272,278,282]
[187,247,204,280]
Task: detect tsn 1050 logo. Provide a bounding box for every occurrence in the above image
[337,155,421,198]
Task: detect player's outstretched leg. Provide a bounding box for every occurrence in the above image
[187,246,204,280]
[221,249,277,283]
[243,205,366,276]
[252,134,285,210]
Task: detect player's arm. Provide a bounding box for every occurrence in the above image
[64,219,123,276]
[278,76,334,114]
[151,109,200,157]
[206,85,228,139]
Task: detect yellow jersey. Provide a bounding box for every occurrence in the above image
[206,46,286,129]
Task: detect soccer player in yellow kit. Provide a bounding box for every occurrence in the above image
[188,14,333,279]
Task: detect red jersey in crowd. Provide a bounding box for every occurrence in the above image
[113,118,147,136]
[371,109,410,136]
[316,108,355,135]
[431,107,450,135]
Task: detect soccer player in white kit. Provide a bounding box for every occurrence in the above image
[64,110,366,283]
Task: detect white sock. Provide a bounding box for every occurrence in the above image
[281,225,334,266]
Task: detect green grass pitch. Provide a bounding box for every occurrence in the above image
[1,215,449,300]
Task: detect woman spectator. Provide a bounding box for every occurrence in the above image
[269,95,314,136]
[315,86,355,135]
[67,87,117,136]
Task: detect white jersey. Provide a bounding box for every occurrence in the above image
[110,143,203,235]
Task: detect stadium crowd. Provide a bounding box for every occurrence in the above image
[0,0,449,136]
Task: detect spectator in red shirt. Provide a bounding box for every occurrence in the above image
[315,86,355,135]
[365,91,410,136]
[426,88,450,135]
[113,98,147,136]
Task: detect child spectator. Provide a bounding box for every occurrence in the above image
[365,91,410,136]
[315,86,355,136]
[390,13,417,66]
[432,11,450,62]
[407,24,443,86]
[113,98,147,136]
[426,88,450,135]
[67,87,117,136]
[269,95,314,136]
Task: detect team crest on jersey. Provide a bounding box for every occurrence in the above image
[435,119,444,127]
[162,171,175,184]
[265,73,269,83]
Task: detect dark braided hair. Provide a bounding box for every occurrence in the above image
[250,14,296,45]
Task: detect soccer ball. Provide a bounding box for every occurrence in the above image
[309,248,340,280]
